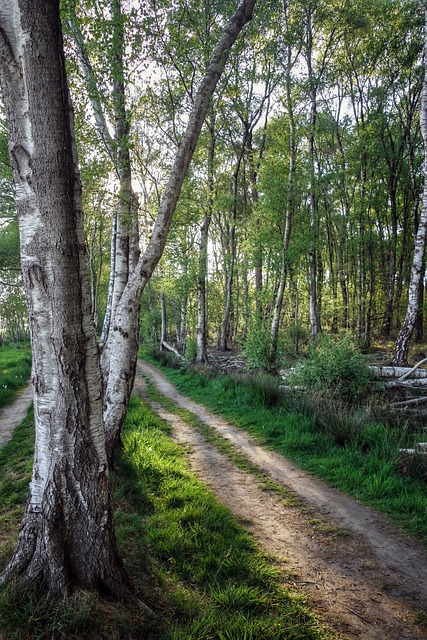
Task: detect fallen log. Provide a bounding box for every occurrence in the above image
[398,357,427,382]
[160,340,183,358]
[369,365,427,379]
[381,378,427,388]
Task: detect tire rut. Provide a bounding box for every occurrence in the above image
[136,360,427,640]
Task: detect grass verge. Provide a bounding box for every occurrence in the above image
[0,343,31,409]
[0,396,333,639]
[141,351,427,546]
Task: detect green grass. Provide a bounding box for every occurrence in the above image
[0,396,333,639]
[141,351,427,546]
[0,343,31,409]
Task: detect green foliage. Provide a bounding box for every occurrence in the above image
[184,336,197,362]
[244,326,293,371]
[139,308,162,347]
[287,335,373,402]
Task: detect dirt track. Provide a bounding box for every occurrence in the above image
[0,385,32,448]
[137,360,427,640]
[2,369,427,638]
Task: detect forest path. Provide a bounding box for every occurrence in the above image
[136,360,427,640]
[0,384,32,448]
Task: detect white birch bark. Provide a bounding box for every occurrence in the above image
[393,5,427,365]
[65,0,140,352]
[0,0,128,596]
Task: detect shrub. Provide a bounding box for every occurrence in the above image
[185,337,197,362]
[286,335,373,403]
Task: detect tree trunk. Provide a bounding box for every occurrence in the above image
[269,6,296,365]
[160,291,167,348]
[393,6,427,365]
[0,0,258,594]
[306,9,319,340]
[0,0,128,596]
[196,116,215,364]
[196,216,211,363]
[220,138,245,351]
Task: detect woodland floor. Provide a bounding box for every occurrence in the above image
[2,369,427,639]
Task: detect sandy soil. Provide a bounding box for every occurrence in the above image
[136,360,427,640]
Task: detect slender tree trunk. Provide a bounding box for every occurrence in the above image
[220,138,245,351]
[382,182,398,337]
[0,0,128,596]
[269,11,296,364]
[196,215,211,362]
[179,294,187,353]
[306,10,319,340]
[393,7,427,365]
[196,113,215,364]
[160,292,167,348]
[246,130,263,324]
[357,165,367,340]
[100,0,140,357]
[415,268,425,342]
[221,229,236,351]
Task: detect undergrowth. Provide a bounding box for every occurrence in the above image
[142,349,427,546]
[0,394,332,639]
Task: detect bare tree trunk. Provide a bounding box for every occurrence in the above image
[0,0,128,596]
[306,8,319,340]
[178,294,187,353]
[160,291,167,348]
[393,7,427,365]
[196,113,216,364]
[66,0,140,355]
[196,217,211,362]
[220,137,245,351]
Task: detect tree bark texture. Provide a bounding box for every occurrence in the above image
[0,0,127,595]
[393,6,427,365]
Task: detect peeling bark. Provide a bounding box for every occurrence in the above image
[0,0,127,596]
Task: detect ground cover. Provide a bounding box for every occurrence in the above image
[0,394,332,639]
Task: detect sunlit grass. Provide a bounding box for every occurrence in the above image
[0,394,333,639]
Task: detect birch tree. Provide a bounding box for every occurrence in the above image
[0,0,257,595]
[393,1,427,365]
[0,0,129,597]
